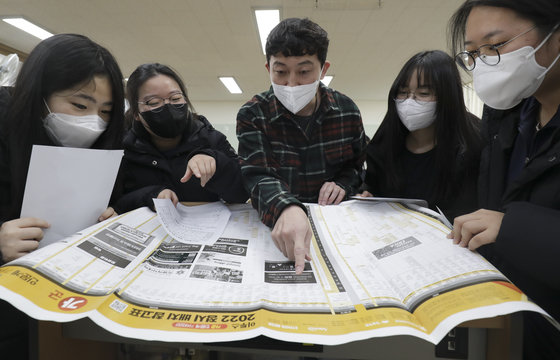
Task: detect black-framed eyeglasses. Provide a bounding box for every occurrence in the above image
[138,93,186,112]
[455,26,536,71]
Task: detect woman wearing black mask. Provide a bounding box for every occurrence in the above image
[113,63,248,212]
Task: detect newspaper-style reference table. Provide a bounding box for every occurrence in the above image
[0,201,551,345]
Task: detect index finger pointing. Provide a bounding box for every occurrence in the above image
[293,238,308,274]
[189,161,202,178]
[181,167,193,183]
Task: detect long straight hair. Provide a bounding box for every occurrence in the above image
[370,50,481,204]
[1,33,125,219]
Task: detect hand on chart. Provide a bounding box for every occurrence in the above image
[447,209,504,250]
[98,207,118,222]
[359,190,373,197]
[181,154,216,187]
[0,217,50,262]
[157,189,179,206]
[271,205,312,274]
[318,181,346,205]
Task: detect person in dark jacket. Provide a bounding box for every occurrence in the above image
[0,34,125,360]
[362,50,482,221]
[449,1,560,358]
[113,63,248,213]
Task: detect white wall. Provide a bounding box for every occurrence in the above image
[193,99,387,150]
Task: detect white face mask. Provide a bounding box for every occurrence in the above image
[396,99,437,132]
[43,102,108,148]
[473,26,560,110]
[271,76,321,115]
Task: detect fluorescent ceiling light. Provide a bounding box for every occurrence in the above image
[219,77,242,94]
[321,76,334,87]
[2,17,53,40]
[254,9,280,55]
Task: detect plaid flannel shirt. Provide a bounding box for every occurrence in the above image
[237,84,367,227]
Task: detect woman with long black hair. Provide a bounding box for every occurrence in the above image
[362,50,482,220]
[0,33,125,358]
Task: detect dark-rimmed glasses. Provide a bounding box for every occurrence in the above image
[455,26,536,71]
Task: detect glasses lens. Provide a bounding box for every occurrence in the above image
[414,89,435,102]
[456,52,475,71]
[171,103,186,110]
[478,45,500,66]
[395,90,408,100]
[145,97,164,108]
[169,93,186,104]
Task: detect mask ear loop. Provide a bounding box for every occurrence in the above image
[529,23,560,80]
[43,99,53,114]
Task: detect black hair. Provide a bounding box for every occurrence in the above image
[2,33,125,220]
[449,0,560,55]
[265,18,329,66]
[125,63,197,128]
[369,50,482,204]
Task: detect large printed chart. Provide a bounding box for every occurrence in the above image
[0,201,550,345]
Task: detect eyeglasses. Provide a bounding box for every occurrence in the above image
[455,26,536,71]
[394,88,436,103]
[138,93,186,112]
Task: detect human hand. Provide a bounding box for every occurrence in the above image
[0,217,50,262]
[318,181,346,205]
[359,191,373,197]
[181,154,216,187]
[447,209,504,251]
[157,189,179,206]
[271,205,312,274]
[98,207,118,222]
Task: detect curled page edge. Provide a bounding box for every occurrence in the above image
[349,197,451,229]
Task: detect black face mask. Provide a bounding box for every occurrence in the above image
[140,104,189,138]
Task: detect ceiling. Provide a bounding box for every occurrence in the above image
[0,0,465,102]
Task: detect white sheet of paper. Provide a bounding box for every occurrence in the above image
[153,199,231,245]
[20,145,123,248]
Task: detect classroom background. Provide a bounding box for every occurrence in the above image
[0,0,484,150]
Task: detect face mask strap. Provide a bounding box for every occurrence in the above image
[528,23,560,57]
[537,53,560,80]
[43,99,53,114]
[534,23,560,80]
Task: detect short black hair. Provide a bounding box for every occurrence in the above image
[265,18,329,66]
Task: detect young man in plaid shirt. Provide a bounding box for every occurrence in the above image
[237,18,367,274]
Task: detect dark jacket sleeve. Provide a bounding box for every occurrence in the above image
[0,87,13,222]
[111,156,166,213]
[112,184,165,213]
[192,122,249,204]
[497,201,560,291]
